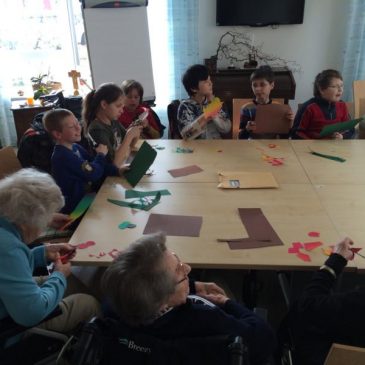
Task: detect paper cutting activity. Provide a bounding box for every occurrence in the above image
[3,2,365,363]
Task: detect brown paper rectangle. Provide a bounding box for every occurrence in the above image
[221,208,284,249]
[217,171,279,189]
[143,213,203,237]
[254,103,291,134]
[168,165,203,178]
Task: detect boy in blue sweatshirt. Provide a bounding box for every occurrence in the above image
[43,109,125,214]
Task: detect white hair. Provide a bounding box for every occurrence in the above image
[0,168,64,230]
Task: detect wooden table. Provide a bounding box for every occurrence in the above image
[70,139,363,271]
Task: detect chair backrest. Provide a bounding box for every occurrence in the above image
[324,343,365,365]
[167,100,182,139]
[353,80,365,118]
[67,317,249,365]
[0,147,21,180]
[232,98,285,139]
[346,101,355,119]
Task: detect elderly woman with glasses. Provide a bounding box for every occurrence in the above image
[102,232,275,364]
[0,168,100,333]
[291,69,355,139]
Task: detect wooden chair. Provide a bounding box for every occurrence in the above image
[0,146,21,180]
[167,100,182,139]
[352,80,365,118]
[232,98,284,139]
[324,343,365,365]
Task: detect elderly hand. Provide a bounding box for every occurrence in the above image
[199,293,229,307]
[53,258,72,278]
[334,237,354,261]
[48,213,72,229]
[333,132,343,140]
[195,281,227,297]
[45,243,76,262]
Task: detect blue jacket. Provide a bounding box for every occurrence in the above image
[51,144,118,214]
[0,217,66,326]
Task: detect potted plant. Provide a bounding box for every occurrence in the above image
[31,73,50,99]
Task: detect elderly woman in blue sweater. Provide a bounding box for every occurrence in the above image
[0,168,99,333]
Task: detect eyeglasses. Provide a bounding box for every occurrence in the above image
[173,253,188,285]
[328,84,344,90]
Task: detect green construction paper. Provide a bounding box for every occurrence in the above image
[175,147,193,153]
[118,221,136,229]
[108,192,161,211]
[319,117,363,137]
[125,189,171,199]
[124,141,157,187]
[310,150,346,163]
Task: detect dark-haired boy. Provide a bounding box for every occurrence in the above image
[43,109,123,214]
[177,64,231,139]
[239,65,294,139]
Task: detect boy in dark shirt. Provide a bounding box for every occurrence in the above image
[43,109,125,214]
[239,65,294,139]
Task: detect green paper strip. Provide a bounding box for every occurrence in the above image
[175,147,193,153]
[319,117,363,137]
[125,189,171,199]
[310,151,346,163]
[118,221,136,230]
[108,192,161,211]
[69,193,96,220]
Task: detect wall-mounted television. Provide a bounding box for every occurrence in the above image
[216,0,305,27]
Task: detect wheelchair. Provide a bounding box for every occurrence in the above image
[61,316,249,365]
[0,307,68,365]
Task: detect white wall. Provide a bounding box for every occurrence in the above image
[198,0,349,110]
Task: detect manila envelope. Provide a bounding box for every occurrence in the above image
[217,171,279,189]
[254,103,291,134]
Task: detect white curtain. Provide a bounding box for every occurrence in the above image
[342,0,365,101]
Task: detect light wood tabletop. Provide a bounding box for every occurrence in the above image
[69,139,365,271]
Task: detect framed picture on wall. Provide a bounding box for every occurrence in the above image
[82,0,147,8]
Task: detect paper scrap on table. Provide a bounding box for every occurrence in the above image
[309,150,346,163]
[143,213,203,237]
[108,192,161,211]
[175,147,194,153]
[124,141,157,187]
[118,221,136,230]
[303,241,323,251]
[308,231,320,237]
[217,171,279,189]
[59,193,95,231]
[319,117,363,137]
[168,165,203,178]
[296,251,311,262]
[73,240,96,249]
[125,189,171,199]
[219,208,284,249]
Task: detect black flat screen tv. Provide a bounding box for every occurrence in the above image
[216,0,305,26]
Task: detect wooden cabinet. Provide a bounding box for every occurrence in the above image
[11,103,52,144]
[211,67,296,116]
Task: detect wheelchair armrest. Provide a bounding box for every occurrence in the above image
[0,306,62,342]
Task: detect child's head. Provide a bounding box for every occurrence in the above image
[121,80,144,112]
[313,69,344,103]
[82,83,124,128]
[250,65,275,104]
[43,109,81,144]
[182,64,212,97]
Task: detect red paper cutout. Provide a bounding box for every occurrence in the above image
[292,242,304,249]
[75,240,96,249]
[303,241,323,251]
[268,144,277,149]
[350,248,362,254]
[108,249,120,259]
[288,247,300,254]
[308,231,320,237]
[296,251,311,262]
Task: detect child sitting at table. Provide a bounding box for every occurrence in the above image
[291,69,355,139]
[119,79,163,139]
[83,83,142,166]
[43,109,124,214]
[177,64,231,139]
[239,65,294,139]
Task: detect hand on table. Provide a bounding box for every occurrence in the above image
[334,237,354,261]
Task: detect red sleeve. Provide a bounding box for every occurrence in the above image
[296,107,320,139]
[145,108,160,132]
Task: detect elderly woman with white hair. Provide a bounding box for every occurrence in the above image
[102,233,275,364]
[0,168,100,333]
